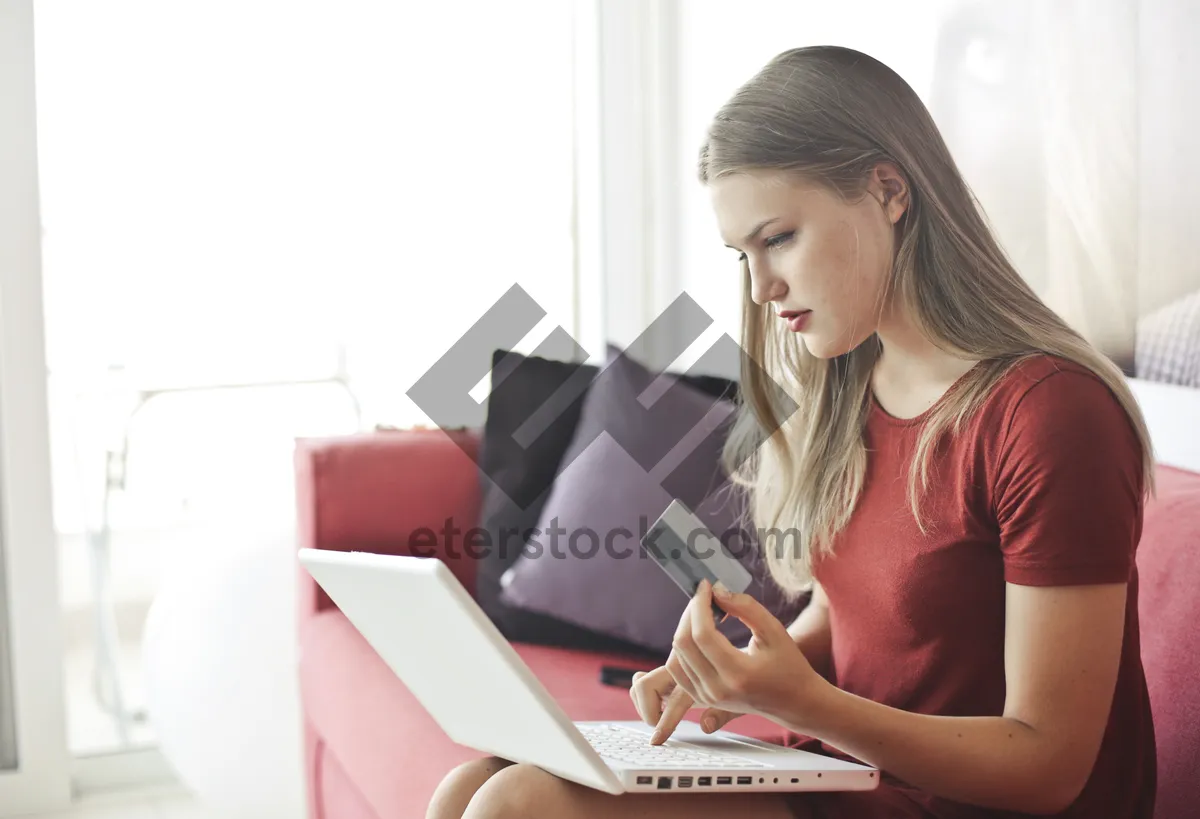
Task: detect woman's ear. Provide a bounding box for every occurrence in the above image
[871,162,910,225]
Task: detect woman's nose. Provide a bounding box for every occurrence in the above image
[749,267,787,306]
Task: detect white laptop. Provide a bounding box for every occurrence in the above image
[298,548,879,795]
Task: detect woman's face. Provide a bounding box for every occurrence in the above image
[709,167,907,359]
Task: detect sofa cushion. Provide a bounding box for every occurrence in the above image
[300,609,788,819]
[475,347,737,654]
[499,344,806,654]
[1135,464,1200,819]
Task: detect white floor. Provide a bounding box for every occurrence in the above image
[21,786,218,818]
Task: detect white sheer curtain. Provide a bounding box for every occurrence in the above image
[673,0,1200,374]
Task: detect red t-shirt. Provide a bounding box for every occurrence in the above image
[787,355,1155,819]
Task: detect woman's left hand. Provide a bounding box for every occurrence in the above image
[666,579,827,731]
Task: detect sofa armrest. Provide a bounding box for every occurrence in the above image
[295,427,482,619]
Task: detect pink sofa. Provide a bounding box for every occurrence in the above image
[295,428,1200,819]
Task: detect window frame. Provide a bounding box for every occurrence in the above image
[0,0,72,813]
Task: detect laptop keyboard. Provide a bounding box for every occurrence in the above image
[578,723,769,769]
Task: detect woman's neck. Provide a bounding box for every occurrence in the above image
[870,311,978,420]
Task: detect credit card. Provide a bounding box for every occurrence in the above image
[640,499,753,614]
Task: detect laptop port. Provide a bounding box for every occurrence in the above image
[657,777,672,790]
[636,776,652,786]
[791,778,799,784]
[716,776,733,785]
[737,776,753,785]
[697,777,712,787]
[677,776,693,788]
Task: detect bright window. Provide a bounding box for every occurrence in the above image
[34,0,580,535]
[32,0,580,756]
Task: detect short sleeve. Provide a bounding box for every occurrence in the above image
[993,370,1145,586]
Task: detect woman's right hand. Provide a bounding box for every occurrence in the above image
[630,661,739,745]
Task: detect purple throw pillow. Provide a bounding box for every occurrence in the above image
[497,346,805,654]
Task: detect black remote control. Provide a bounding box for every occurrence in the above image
[598,665,646,689]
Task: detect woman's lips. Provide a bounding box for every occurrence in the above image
[780,310,812,332]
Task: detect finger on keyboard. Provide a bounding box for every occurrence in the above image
[652,689,691,745]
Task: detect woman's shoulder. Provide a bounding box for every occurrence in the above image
[996,352,1104,392]
[982,353,1117,415]
[977,353,1141,468]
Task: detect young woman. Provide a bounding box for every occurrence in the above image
[426,45,1156,819]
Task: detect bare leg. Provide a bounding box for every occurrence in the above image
[426,757,516,819]
[460,763,806,819]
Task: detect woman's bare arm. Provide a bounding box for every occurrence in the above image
[781,582,1126,815]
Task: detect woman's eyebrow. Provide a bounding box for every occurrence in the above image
[723,217,780,249]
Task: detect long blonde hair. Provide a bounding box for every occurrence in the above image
[699,46,1155,595]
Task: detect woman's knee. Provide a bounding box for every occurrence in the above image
[426,757,514,819]
[461,763,571,819]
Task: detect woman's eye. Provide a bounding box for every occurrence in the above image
[764,231,795,250]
